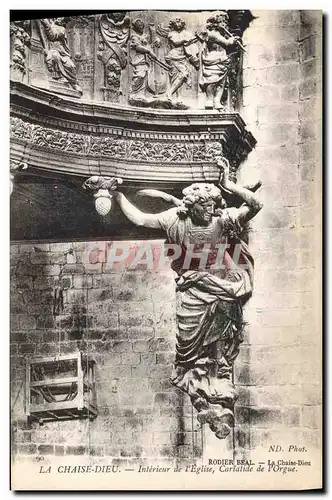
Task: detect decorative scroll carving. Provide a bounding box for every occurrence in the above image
[35,17,82,94]
[192,141,223,162]
[10,117,225,163]
[97,12,130,102]
[126,140,193,162]
[10,21,31,79]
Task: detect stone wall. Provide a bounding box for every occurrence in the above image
[10,241,202,464]
[234,10,322,455]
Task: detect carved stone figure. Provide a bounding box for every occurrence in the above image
[10,21,31,79]
[36,17,81,93]
[129,19,169,101]
[199,12,243,110]
[157,18,199,101]
[97,12,130,101]
[99,158,262,439]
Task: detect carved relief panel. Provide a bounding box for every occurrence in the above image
[12,10,253,110]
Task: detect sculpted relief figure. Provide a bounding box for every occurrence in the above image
[129,19,168,100]
[157,18,199,101]
[199,12,242,110]
[109,158,262,438]
[36,17,81,93]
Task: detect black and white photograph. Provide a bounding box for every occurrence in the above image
[9,8,322,491]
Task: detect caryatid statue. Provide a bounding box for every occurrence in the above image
[105,159,262,439]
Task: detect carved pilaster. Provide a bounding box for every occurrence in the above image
[97,12,130,102]
[10,21,31,82]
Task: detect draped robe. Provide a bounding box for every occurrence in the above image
[157,206,254,438]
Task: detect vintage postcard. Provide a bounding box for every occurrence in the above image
[10,9,322,490]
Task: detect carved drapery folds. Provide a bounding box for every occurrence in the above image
[35,17,82,95]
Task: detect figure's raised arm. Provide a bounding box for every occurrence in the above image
[217,158,263,224]
[113,191,163,228]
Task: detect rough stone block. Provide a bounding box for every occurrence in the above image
[279,83,300,102]
[265,63,300,85]
[299,97,321,123]
[299,35,320,62]
[65,289,86,306]
[94,311,119,329]
[282,406,301,427]
[18,444,37,455]
[299,10,322,40]
[36,343,59,356]
[300,58,321,80]
[73,275,93,289]
[274,41,299,63]
[149,338,174,352]
[300,77,321,100]
[301,405,321,428]
[257,103,299,125]
[299,120,321,143]
[30,252,51,265]
[36,315,55,330]
[235,406,283,428]
[50,243,73,253]
[37,444,55,455]
[65,445,87,455]
[18,343,36,355]
[19,314,37,330]
[121,352,140,366]
[33,276,56,290]
[42,265,62,276]
[132,341,150,353]
[256,123,299,148]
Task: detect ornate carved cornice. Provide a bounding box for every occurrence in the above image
[10,81,256,187]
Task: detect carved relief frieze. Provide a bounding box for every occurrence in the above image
[10,116,225,163]
[11,11,254,110]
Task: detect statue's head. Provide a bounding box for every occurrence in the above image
[55,17,66,26]
[177,183,224,226]
[132,19,144,34]
[169,18,186,32]
[206,12,229,32]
